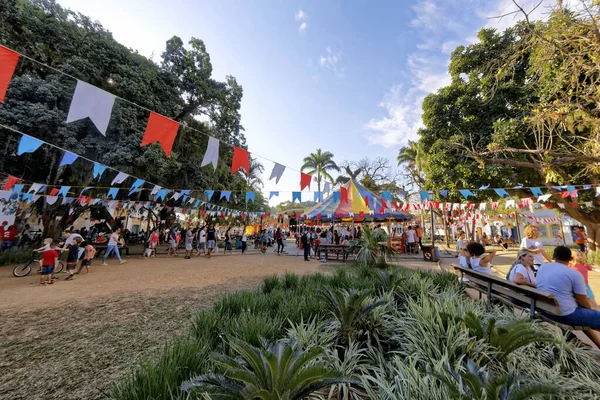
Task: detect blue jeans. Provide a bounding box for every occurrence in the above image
[103,245,121,262]
[546,307,600,329]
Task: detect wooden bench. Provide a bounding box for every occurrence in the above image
[317,244,357,262]
[452,265,588,332]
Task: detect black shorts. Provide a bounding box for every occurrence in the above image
[81,259,92,266]
[66,262,77,271]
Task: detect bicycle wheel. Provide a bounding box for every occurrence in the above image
[54,262,65,274]
[13,262,32,277]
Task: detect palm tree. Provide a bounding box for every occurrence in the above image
[397,140,425,188]
[335,165,363,186]
[245,157,264,189]
[181,337,357,399]
[301,149,340,193]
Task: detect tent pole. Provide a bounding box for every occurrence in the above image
[351,215,355,239]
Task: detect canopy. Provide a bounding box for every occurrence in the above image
[303,180,412,221]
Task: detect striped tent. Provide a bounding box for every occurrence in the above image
[303,179,412,221]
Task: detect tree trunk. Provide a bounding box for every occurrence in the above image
[584,222,600,252]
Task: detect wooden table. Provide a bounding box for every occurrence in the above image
[318,244,352,261]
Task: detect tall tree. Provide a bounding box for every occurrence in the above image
[397,140,425,189]
[301,149,339,193]
[417,1,600,250]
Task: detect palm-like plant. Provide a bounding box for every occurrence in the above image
[301,149,340,193]
[245,157,264,189]
[181,338,356,400]
[397,140,425,188]
[335,165,363,186]
[317,287,386,347]
[356,227,394,268]
[370,269,406,292]
[435,359,561,400]
[460,312,554,366]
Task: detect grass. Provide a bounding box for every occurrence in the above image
[109,263,600,400]
[0,247,34,266]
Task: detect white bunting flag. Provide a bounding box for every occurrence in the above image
[323,181,332,194]
[111,172,129,185]
[537,194,552,202]
[46,196,58,205]
[584,201,593,208]
[66,80,116,135]
[150,185,160,196]
[201,137,220,170]
[505,199,515,208]
[269,163,286,184]
[558,203,566,209]
[479,203,486,211]
[596,187,600,197]
[28,183,44,194]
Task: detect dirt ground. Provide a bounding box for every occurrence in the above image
[0,251,340,400]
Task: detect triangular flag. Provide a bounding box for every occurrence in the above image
[151,185,160,196]
[538,194,552,202]
[420,190,429,202]
[201,137,219,170]
[314,192,323,202]
[439,190,448,197]
[28,183,43,194]
[0,46,20,103]
[46,196,58,205]
[292,192,302,203]
[220,191,231,201]
[530,187,543,197]
[141,112,180,157]
[269,163,285,184]
[58,186,70,197]
[269,191,279,199]
[323,181,332,193]
[300,173,312,191]
[479,184,490,190]
[111,172,129,185]
[459,189,474,199]
[245,192,255,203]
[17,135,44,155]
[333,191,341,202]
[93,163,107,180]
[232,146,250,175]
[156,189,170,201]
[107,188,119,199]
[59,151,78,167]
[494,189,509,198]
[566,186,577,198]
[3,176,20,190]
[205,190,215,201]
[12,184,24,194]
[66,80,116,135]
[129,179,145,194]
[340,187,348,202]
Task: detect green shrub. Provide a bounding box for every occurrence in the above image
[221,311,284,347]
[282,272,300,290]
[261,275,280,294]
[0,247,34,266]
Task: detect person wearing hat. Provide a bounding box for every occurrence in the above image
[506,249,537,288]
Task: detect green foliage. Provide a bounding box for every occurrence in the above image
[181,338,356,400]
[356,226,393,268]
[0,247,34,266]
[301,148,340,193]
[261,275,280,294]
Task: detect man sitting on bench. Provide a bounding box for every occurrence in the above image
[537,246,600,347]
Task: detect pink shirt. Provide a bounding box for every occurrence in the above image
[571,263,593,284]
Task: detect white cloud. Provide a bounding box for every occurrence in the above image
[363,0,552,149]
[295,9,308,33]
[299,22,307,33]
[319,47,345,78]
[295,9,307,21]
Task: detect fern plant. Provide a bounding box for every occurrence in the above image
[182,338,356,400]
[356,227,395,268]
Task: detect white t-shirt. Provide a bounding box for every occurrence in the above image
[520,238,545,265]
[406,230,416,243]
[199,230,206,243]
[241,232,247,242]
[536,262,587,315]
[508,263,536,285]
[471,256,493,274]
[108,232,119,246]
[65,233,83,246]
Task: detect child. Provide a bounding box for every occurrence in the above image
[40,241,59,286]
[570,249,598,309]
[65,237,82,281]
[77,241,96,274]
[35,237,53,252]
[465,242,497,275]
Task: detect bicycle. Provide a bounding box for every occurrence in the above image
[13,252,65,277]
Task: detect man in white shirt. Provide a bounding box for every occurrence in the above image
[406,226,416,254]
[536,246,600,347]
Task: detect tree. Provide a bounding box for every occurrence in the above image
[301,149,340,193]
[397,140,425,190]
[275,200,316,213]
[417,1,600,250]
[245,158,264,189]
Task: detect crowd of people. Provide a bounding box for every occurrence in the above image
[457,224,600,346]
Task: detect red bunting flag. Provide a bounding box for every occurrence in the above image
[49,188,59,196]
[359,211,364,217]
[300,172,311,191]
[2,175,20,190]
[141,112,180,157]
[340,186,348,202]
[560,191,570,198]
[231,146,250,175]
[364,196,369,207]
[0,46,20,103]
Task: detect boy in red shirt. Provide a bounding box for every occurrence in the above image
[40,242,59,286]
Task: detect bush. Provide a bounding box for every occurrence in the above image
[0,247,34,266]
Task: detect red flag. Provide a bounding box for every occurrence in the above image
[141,112,180,156]
[49,188,59,196]
[364,196,369,207]
[560,191,569,198]
[231,146,250,174]
[359,211,364,217]
[379,208,385,214]
[340,186,348,202]
[2,175,20,190]
[300,172,311,190]
[572,201,579,208]
[0,46,20,103]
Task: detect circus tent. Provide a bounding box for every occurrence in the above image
[303,180,412,221]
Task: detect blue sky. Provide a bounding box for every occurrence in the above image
[56,0,548,205]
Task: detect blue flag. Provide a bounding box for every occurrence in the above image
[269,191,279,199]
[246,192,255,203]
[59,152,78,167]
[333,192,341,202]
[530,187,543,197]
[107,188,119,199]
[93,163,107,179]
[205,190,215,201]
[58,186,70,197]
[459,189,475,199]
[419,190,429,202]
[220,191,232,201]
[439,190,448,198]
[17,135,44,155]
[494,189,509,198]
[314,192,323,202]
[292,192,302,203]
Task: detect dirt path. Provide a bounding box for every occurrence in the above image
[0,253,338,400]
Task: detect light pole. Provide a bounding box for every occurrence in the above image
[429,191,436,259]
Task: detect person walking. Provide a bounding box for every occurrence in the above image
[301,230,310,261]
[185,228,194,259]
[224,227,233,254]
[101,228,126,266]
[241,227,248,254]
[415,224,422,252]
[206,224,216,258]
[275,228,284,255]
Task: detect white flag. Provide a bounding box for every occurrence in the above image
[323,181,332,194]
[537,194,552,202]
[150,185,160,196]
[584,201,593,207]
[269,163,286,184]
[46,196,59,205]
[479,203,487,211]
[111,172,129,185]
[28,183,44,194]
[201,137,219,170]
[505,199,515,208]
[66,80,116,135]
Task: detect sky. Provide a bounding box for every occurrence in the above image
[56,0,550,206]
